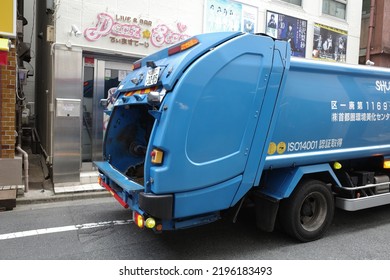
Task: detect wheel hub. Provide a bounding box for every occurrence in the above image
[300,192,327,232]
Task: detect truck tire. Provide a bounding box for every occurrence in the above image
[279,179,334,242]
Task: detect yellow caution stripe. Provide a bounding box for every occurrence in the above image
[124,86,158,97]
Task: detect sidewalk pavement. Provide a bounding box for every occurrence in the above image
[16,182,111,205]
[6,146,113,206]
[13,151,111,205]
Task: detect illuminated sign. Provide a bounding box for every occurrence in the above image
[84,13,191,49]
[0,0,16,37]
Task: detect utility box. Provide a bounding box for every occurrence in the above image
[374,175,390,194]
[0,158,22,186]
[0,158,22,210]
[0,186,17,210]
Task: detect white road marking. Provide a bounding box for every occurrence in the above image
[0,219,133,240]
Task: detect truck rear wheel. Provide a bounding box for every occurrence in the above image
[279,179,334,242]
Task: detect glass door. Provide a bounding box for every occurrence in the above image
[82,57,133,169]
[82,58,94,164]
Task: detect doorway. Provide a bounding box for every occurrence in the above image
[82,57,134,170]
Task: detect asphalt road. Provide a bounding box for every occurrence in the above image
[1,196,390,260]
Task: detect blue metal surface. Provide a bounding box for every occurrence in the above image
[116,32,242,94]
[94,161,143,192]
[260,164,342,200]
[231,37,291,205]
[147,33,277,198]
[174,175,243,218]
[264,58,390,170]
[99,32,288,221]
[99,31,390,227]
[103,104,153,174]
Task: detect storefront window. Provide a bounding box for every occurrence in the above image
[362,0,371,15]
[323,0,347,20]
[279,0,302,5]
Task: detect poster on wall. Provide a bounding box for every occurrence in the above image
[203,0,258,33]
[265,11,307,58]
[312,23,348,63]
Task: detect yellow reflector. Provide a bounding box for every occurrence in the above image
[168,38,199,56]
[134,212,144,229]
[333,162,342,170]
[384,160,390,169]
[151,149,164,164]
[131,60,141,70]
[181,38,199,51]
[145,217,156,229]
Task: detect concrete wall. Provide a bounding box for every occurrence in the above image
[0,38,22,186]
[52,0,362,63]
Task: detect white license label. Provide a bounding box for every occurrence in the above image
[144,67,160,86]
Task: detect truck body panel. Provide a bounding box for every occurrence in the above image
[97,32,289,219]
[264,58,390,170]
[147,34,275,196]
[95,32,390,241]
[259,164,342,200]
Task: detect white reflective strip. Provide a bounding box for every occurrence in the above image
[0,220,133,240]
[266,144,390,161]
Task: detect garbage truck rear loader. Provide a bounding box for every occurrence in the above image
[95,32,390,242]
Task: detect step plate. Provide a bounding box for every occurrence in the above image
[94,161,144,193]
[336,192,390,211]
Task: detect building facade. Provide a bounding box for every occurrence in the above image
[29,0,362,189]
[0,0,23,190]
[0,42,16,159]
[360,0,390,67]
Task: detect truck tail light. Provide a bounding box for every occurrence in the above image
[145,217,156,229]
[131,60,141,70]
[133,211,144,229]
[168,38,199,56]
[155,224,163,232]
[384,159,390,169]
[151,148,164,164]
[133,213,161,231]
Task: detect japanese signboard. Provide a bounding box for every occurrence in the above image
[83,12,192,54]
[265,11,307,58]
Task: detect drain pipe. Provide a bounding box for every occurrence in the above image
[16,145,29,193]
[366,0,376,63]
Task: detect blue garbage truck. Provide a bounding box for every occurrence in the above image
[95,32,390,242]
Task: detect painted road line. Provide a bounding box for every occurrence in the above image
[0,219,133,240]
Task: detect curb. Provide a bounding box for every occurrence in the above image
[16,190,111,205]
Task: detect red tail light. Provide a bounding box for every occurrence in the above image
[168,38,199,56]
[132,60,141,70]
[133,211,144,229]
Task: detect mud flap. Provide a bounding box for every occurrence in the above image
[139,192,173,219]
[252,191,279,232]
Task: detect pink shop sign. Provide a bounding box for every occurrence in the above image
[84,13,191,48]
